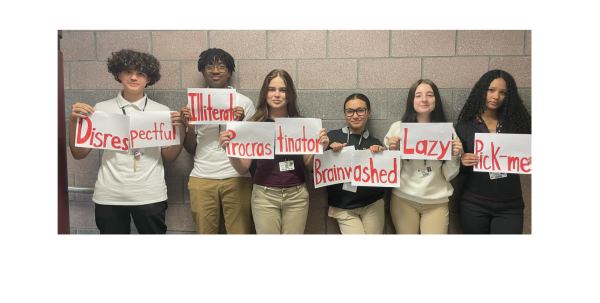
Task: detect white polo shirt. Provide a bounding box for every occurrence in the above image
[92,92,170,206]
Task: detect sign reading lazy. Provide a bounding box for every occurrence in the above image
[313,146,354,188]
[275,118,323,155]
[225,122,275,159]
[75,111,180,151]
[187,88,237,124]
[401,122,453,160]
[473,133,531,174]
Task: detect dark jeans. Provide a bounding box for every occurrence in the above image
[458,193,524,234]
[95,201,168,234]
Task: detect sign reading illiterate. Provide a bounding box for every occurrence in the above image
[275,118,323,155]
[401,122,453,160]
[225,122,275,159]
[187,88,237,124]
[473,133,532,174]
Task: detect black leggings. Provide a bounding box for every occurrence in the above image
[95,201,168,234]
[458,193,524,234]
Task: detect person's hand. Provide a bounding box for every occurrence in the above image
[170,111,182,127]
[370,145,385,153]
[388,136,401,150]
[234,106,245,121]
[451,139,463,156]
[218,131,233,149]
[527,156,532,165]
[319,128,329,149]
[180,106,191,128]
[330,142,347,153]
[461,153,478,166]
[70,102,94,121]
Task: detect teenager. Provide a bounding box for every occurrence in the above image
[326,93,386,234]
[180,48,256,234]
[218,69,329,234]
[384,79,463,234]
[68,49,185,234]
[455,69,531,234]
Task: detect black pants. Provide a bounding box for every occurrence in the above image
[458,193,524,234]
[95,201,168,234]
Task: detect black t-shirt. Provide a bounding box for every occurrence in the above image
[325,128,385,209]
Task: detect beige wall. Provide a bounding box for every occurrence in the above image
[62,30,532,234]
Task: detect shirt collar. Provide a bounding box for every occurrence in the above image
[342,126,370,139]
[117,92,147,110]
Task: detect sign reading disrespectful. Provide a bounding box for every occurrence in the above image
[473,133,532,174]
[225,122,275,159]
[401,122,453,160]
[275,118,323,155]
[75,111,131,151]
[128,111,180,149]
[350,150,401,187]
[313,146,355,188]
[187,88,237,124]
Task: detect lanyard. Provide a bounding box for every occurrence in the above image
[120,97,148,115]
[346,127,364,150]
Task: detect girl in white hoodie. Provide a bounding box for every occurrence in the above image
[384,79,463,234]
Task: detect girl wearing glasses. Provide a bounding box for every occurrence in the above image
[326,93,386,234]
[384,79,463,234]
[218,69,329,234]
[455,70,531,234]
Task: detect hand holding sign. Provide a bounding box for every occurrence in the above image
[70,102,95,121]
[318,128,330,151]
[388,136,401,151]
[180,106,191,128]
[461,153,479,166]
[451,139,463,156]
[330,142,347,152]
[369,145,385,153]
[234,106,245,121]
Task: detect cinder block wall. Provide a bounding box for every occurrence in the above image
[62,30,532,234]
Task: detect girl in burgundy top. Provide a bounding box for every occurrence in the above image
[219,69,329,234]
[456,70,531,234]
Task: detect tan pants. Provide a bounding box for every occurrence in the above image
[390,194,449,234]
[251,184,309,234]
[188,176,253,234]
[331,199,385,234]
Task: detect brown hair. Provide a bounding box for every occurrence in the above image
[248,69,299,121]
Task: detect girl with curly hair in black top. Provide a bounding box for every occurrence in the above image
[455,69,531,234]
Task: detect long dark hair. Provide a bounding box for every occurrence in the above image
[249,69,299,121]
[401,79,447,123]
[457,69,531,134]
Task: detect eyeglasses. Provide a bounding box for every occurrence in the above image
[344,107,368,117]
[204,64,227,72]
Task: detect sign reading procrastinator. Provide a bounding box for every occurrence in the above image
[128,111,180,149]
[313,146,355,188]
[225,122,275,159]
[75,111,131,151]
[187,88,237,124]
[274,118,323,155]
[473,133,532,174]
[401,122,453,160]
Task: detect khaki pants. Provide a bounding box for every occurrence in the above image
[188,176,253,234]
[390,194,449,234]
[331,198,385,234]
[251,184,309,234]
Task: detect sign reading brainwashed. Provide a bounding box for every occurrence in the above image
[473,133,531,174]
[225,122,275,159]
[350,150,401,187]
[75,111,131,151]
[128,111,180,149]
[187,88,237,124]
[401,122,453,160]
[275,118,323,155]
[313,146,355,188]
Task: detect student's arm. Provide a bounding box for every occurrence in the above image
[68,102,94,160]
[384,121,401,150]
[180,106,198,154]
[161,111,186,164]
[218,130,253,174]
[303,128,329,171]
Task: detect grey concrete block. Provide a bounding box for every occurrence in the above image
[452,89,471,121]
[166,175,184,204]
[297,90,331,120]
[236,90,260,108]
[387,89,409,121]
[69,201,96,228]
[518,88,532,115]
[304,206,326,234]
[163,148,194,177]
[439,89,454,120]
[150,90,188,111]
[64,90,121,119]
[77,228,100,234]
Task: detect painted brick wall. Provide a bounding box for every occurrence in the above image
[62,30,532,235]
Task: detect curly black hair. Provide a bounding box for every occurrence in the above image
[402,79,448,123]
[197,48,235,73]
[107,49,161,87]
[457,70,531,134]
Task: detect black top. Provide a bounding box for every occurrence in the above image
[455,119,522,200]
[325,128,385,209]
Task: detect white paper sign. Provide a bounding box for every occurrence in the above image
[225,122,275,159]
[350,150,401,187]
[74,111,131,151]
[128,111,179,149]
[187,88,237,124]
[401,122,453,160]
[473,133,532,174]
[274,118,323,155]
[313,146,355,188]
